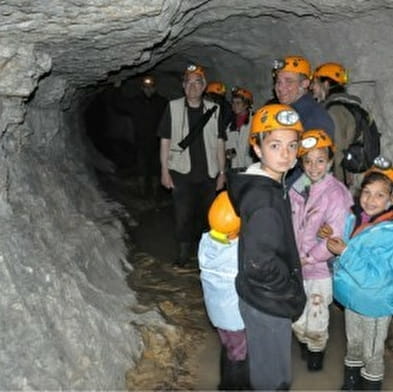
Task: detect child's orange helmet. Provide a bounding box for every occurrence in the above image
[206,81,226,96]
[208,191,240,243]
[273,56,312,79]
[249,104,303,146]
[231,87,253,105]
[298,129,336,157]
[366,156,393,182]
[313,63,349,85]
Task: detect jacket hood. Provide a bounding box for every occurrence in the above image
[326,92,362,106]
[227,171,284,217]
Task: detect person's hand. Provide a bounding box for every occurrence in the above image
[327,237,346,255]
[318,223,333,239]
[161,170,174,189]
[216,172,225,191]
[300,258,308,266]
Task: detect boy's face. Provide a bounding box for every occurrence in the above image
[360,180,393,216]
[252,129,299,181]
[310,78,328,103]
[302,148,332,183]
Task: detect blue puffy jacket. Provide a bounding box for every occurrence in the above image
[333,210,393,317]
[198,232,244,330]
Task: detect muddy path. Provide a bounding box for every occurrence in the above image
[96,169,215,390]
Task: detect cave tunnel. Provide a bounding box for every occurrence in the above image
[1,0,393,389]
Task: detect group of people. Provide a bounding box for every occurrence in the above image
[154,57,393,391]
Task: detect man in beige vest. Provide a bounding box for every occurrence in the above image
[158,64,226,267]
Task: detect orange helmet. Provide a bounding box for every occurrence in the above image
[206,81,226,96]
[313,63,348,85]
[365,156,393,182]
[298,129,336,157]
[232,87,253,105]
[249,104,303,146]
[273,56,312,79]
[184,64,206,79]
[208,191,240,243]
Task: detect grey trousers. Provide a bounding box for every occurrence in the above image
[239,298,292,390]
[344,308,391,381]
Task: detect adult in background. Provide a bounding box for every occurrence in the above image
[273,56,335,185]
[158,64,226,267]
[205,81,234,130]
[225,87,255,172]
[128,75,168,199]
[311,63,361,191]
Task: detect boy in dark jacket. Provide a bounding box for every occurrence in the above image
[227,103,306,390]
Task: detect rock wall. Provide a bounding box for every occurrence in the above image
[0,45,153,389]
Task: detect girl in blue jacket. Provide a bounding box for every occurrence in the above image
[324,159,393,391]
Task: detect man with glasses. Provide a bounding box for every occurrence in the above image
[158,64,226,268]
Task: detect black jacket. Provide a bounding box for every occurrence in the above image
[227,172,306,321]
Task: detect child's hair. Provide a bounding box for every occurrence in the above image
[253,130,301,147]
[300,147,334,161]
[361,171,393,194]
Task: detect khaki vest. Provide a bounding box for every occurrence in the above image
[168,97,221,178]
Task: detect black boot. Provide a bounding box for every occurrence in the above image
[360,376,382,391]
[341,365,361,390]
[307,350,324,371]
[298,342,308,361]
[218,347,250,390]
[173,242,191,267]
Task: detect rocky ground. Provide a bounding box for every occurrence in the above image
[96,168,212,390]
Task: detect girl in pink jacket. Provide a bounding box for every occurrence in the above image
[289,129,353,372]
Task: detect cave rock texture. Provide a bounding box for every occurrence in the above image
[1,0,393,389]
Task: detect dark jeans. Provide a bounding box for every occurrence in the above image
[171,171,216,243]
[239,298,292,390]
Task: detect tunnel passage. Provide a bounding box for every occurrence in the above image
[1,0,393,389]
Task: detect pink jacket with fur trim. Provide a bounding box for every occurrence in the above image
[289,173,353,280]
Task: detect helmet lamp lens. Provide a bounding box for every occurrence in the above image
[276,110,299,126]
[301,137,318,149]
[273,59,285,70]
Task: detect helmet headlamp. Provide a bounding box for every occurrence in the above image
[187,64,197,72]
[276,110,299,126]
[273,59,285,70]
[142,76,154,86]
[301,136,318,150]
[373,156,392,170]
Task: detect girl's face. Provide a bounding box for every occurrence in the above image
[302,148,332,183]
[253,130,299,181]
[231,97,248,115]
[360,179,393,216]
